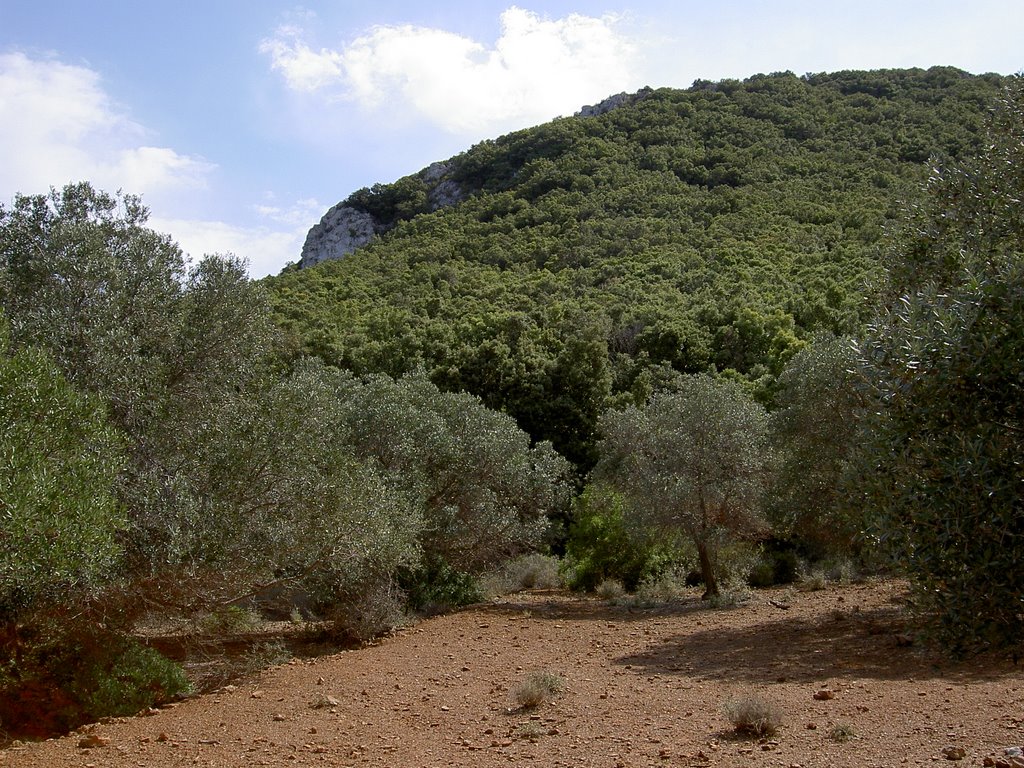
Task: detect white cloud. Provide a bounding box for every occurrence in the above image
[151,198,322,279]
[261,6,637,135]
[0,51,213,201]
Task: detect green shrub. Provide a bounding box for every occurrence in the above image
[71,639,191,719]
[0,320,126,619]
[564,485,681,592]
[399,556,483,614]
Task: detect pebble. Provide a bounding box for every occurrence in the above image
[77,734,108,749]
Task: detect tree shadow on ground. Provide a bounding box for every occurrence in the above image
[615,605,1017,684]
[476,589,1018,684]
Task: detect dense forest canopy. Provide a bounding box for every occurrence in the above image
[266,67,1008,468]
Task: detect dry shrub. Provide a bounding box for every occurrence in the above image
[513,670,565,709]
[723,696,782,737]
[595,578,625,600]
[829,722,856,742]
[481,554,564,598]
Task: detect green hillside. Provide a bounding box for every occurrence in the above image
[266,67,1007,468]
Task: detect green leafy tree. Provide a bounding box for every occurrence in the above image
[855,81,1024,656]
[333,369,572,574]
[0,184,285,588]
[594,374,771,597]
[269,69,1008,472]
[769,333,864,557]
[564,484,681,592]
[0,316,125,618]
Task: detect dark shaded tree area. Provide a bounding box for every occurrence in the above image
[852,81,1024,657]
[267,68,1008,469]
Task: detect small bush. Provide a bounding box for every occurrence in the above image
[706,584,752,609]
[196,605,262,634]
[513,670,565,709]
[798,568,828,592]
[399,557,483,614]
[324,577,408,643]
[595,578,625,601]
[506,554,563,590]
[829,722,856,742]
[634,570,686,605]
[821,557,859,584]
[480,554,563,597]
[723,696,782,738]
[73,641,192,718]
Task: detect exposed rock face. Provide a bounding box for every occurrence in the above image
[577,87,652,118]
[299,204,379,269]
[424,162,464,211]
[299,161,465,269]
[577,92,631,118]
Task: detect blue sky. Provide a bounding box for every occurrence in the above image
[2,2,1022,277]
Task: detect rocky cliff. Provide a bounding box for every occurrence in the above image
[299,161,465,269]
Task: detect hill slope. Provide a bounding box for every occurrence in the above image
[266,67,1008,467]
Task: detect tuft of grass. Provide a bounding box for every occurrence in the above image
[516,721,546,740]
[513,670,565,709]
[723,696,782,738]
[829,722,857,742]
[798,568,828,592]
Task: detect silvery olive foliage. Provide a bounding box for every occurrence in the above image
[854,81,1024,656]
[0,317,126,617]
[0,184,571,633]
[332,369,573,573]
[594,374,771,598]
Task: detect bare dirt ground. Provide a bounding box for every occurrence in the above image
[2,580,1021,768]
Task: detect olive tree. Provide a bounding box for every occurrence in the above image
[855,82,1024,656]
[333,369,573,574]
[594,374,772,598]
[0,316,125,618]
[769,333,864,558]
[0,184,282,580]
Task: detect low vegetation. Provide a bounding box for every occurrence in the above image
[513,670,566,710]
[723,696,783,738]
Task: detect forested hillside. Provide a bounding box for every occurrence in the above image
[267,67,1007,468]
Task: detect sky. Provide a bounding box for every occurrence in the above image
[1,2,1022,278]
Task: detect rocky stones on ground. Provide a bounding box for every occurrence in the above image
[76,734,107,749]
